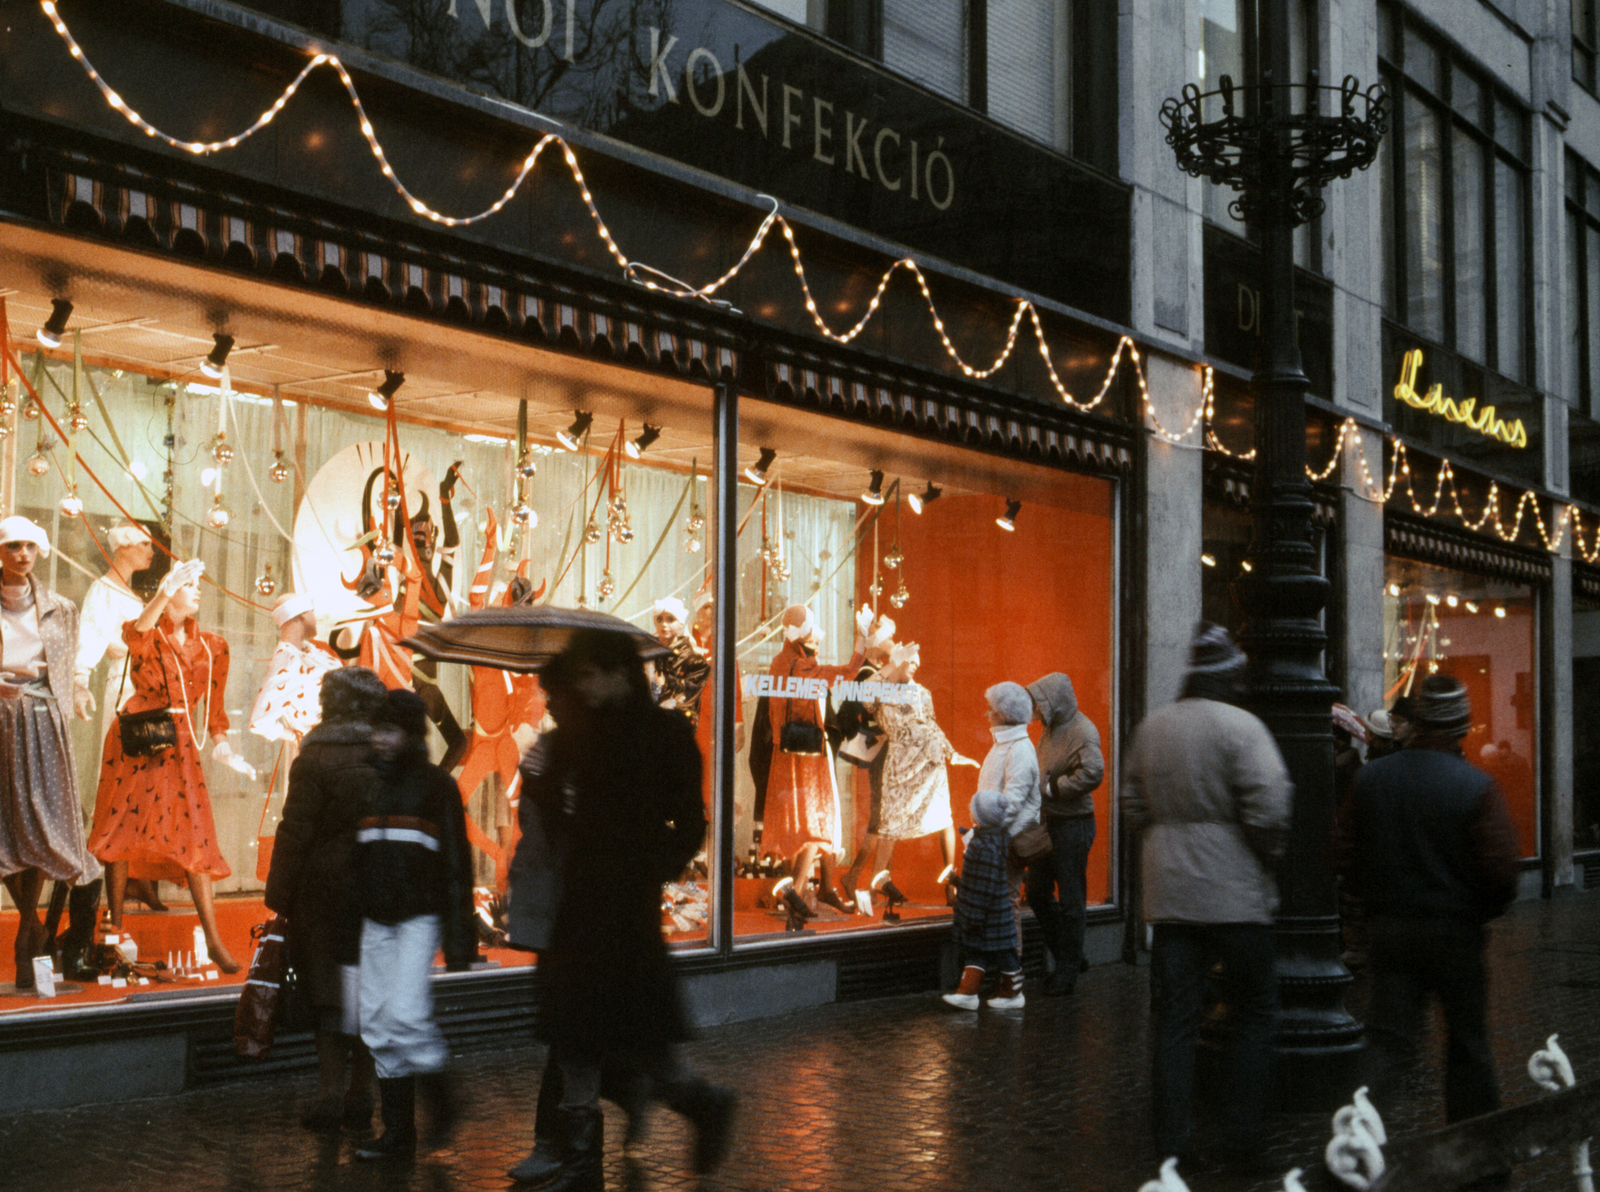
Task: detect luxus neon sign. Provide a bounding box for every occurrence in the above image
[1393,349,1528,449]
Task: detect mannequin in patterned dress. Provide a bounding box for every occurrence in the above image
[86,561,256,972]
[250,592,341,746]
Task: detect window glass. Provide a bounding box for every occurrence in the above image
[1588,224,1600,409]
[1402,27,1438,92]
[732,408,1117,939]
[1452,129,1486,363]
[1567,207,1585,406]
[987,0,1068,150]
[881,0,964,102]
[1404,93,1446,341]
[1383,557,1538,858]
[1588,170,1600,217]
[745,0,818,26]
[1451,64,1484,127]
[1376,1,1395,62]
[1495,157,1526,381]
[1378,99,1398,318]
[1201,0,1250,227]
[1574,595,1600,853]
[1495,96,1526,160]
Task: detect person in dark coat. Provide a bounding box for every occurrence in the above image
[943,787,1024,1010]
[1335,674,1520,1127]
[263,665,387,1132]
[354,689,477,1162]
[517,630,735,1192]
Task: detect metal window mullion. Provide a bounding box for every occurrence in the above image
[711,377,739,958]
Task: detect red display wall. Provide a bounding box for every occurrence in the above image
[849,476,1117,903]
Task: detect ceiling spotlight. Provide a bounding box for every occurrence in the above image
[907,481,942,514]
[368,370,404,410]
[1200,553,1216,567]
[624,423,662,460]
[1388,583,1401,597]
[744,447,776,485]
[861,470,885,506]
[37,299,73,349]
[556,411,593,452]
[1465,601,1479,613]
[1425,593,1440,605]
[200,333,234,380]
[1445,594,1459,608]
[996,498,1021,532]
[1494,606,1507,618]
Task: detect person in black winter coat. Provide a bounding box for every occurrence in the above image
[263,665,387,1133]
[513,629,735,1192]
[354,688,476,1162]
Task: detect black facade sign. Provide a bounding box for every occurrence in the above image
[1379,324,1545,487]
[202,0,1130,324]
[1202,225,1333,399]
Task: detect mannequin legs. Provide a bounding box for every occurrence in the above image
[4,869,44,987]
[843,833,878,893]
[126,878,166,912]
[789,845,854,913]
[106,860,128,929]
[186,872,240,973]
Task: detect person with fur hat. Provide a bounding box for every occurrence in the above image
[977,680,1042,852]
[1023,669,1105,995]
[1334,673,1520,1129]
[1123,622,1292,1170]
[943,787,1024,1010]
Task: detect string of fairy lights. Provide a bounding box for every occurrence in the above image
[34,0,1600,566]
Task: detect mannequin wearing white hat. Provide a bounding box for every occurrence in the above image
[651,596,710,726]
[838,614,899,897]
[249,593,341,745]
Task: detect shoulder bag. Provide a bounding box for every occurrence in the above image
[777,657,825,756]
[116,646,178,757]
[1010,821,1054,867]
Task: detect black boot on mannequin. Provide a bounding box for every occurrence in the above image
[508,1057,564,1185]
[356,1076,417,1161]
[543,1106,604,1192]
[60,879,102,980]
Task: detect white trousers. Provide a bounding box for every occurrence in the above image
[358,915,447,1079]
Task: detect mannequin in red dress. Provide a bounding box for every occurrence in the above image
[86,561,254,972]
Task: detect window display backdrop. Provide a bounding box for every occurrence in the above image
[730,408,1116,941]
[1383,556,1538,856]
[1573,593,1600,855]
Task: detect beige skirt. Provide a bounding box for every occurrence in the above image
[0,691,102,884]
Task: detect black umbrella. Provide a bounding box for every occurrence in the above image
[401,605,669,674]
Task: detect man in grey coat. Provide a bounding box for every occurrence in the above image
[1024,672,1105,995]
[1123,622,1292,1170]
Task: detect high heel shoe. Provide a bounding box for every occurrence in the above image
[126,879,167,913]
[12,920,43,991]
[207,940,242,974]
[815,887,857,916]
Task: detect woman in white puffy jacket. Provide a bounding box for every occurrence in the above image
[973,682,1040,878]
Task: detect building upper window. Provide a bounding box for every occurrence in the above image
[1577,0,1599,96]
[748,0,1079,157]
[1564,151,1600,413]
[1377,6,1530,384]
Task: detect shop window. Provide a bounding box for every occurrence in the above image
[1378,9,1531,382]
[1575,593,1600,854]
[1382,557,1538,858]
[732,405,1117,940]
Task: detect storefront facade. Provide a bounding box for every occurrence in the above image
[3,0,1600,1108]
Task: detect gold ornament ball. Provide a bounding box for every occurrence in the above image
[205,500,231,529]
[374,541,397,566]
[268,455,291,483]
[25,453,49,477]
[256,568,278,597]
[0,423,13,440]
[683,533,702,554]
[687,510,705,533]
[67,407,90,433]
[597,569,616,600]
[384,490,402,512]
[58,493,83,518]
[583,519,602,545]
[0,398,15,419]
[512,503,536,527]
[212,437,235,465]
[21,402,39,421]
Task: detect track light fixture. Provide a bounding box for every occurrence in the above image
[907,481,942,514]
[200,333,234,380]
[624,423,662,459]
[996,498,1021,532]
[556,411,593,452]
[37,300,73,349]
[861,469,885,506]
[744,447,776,485]
[368,370,404,410]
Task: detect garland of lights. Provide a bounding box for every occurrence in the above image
[35,1,1600,567]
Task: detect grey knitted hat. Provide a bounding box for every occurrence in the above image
[985,681,1033,726]
[969,787,1012,829]
[1187,621,1247,675]
[1413,674,1471,737]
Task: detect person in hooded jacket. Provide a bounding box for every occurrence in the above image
[1023,672,1105,995]
[353,688,476,1162]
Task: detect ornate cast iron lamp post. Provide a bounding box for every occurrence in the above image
[1160,2,1387,1105]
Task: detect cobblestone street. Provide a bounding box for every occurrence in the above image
[3,896,1597,1192]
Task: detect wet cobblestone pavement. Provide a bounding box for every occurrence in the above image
[3,895,1599,1192]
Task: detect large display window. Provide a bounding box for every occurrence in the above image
[1382,555,1538,857]
[731,402,1118,941]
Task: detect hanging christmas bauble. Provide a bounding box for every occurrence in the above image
[205,495,231,528]
[576,592,590,608]
[512,502,536,527]
[683,532,702,554]
[687,507,705,534]
[211,434,234,465]
[516,452,538,479]
[255,564,278,597]
[890,581,910,610]
[772,557,791,582]
[883,546,904,571]
[25,451,49,477]
[384,490,402,512]
[58,491,83,519]
[616,520,635,545]
[584,519,602,545]
[0,422,13,440]
[597,569,616,601]
[374,539,397,566]
[268,452,291,484]
[21,401,39,421]
[0,396,15,420]
[867,576,883,598]
[67,405,90,433]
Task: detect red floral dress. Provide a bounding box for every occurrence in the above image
[87,616,232,881]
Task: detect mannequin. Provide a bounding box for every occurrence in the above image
[0,517,102,989]
[839,614,897,896]
[249,592,341,746]
[650,596,710,725]
[86,559,255,973]
[762,603,872,916]
[866,643,977,901]
[690,591,743,817]
[73,522,166,913]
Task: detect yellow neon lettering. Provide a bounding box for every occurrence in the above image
[1392,350,1528,449]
